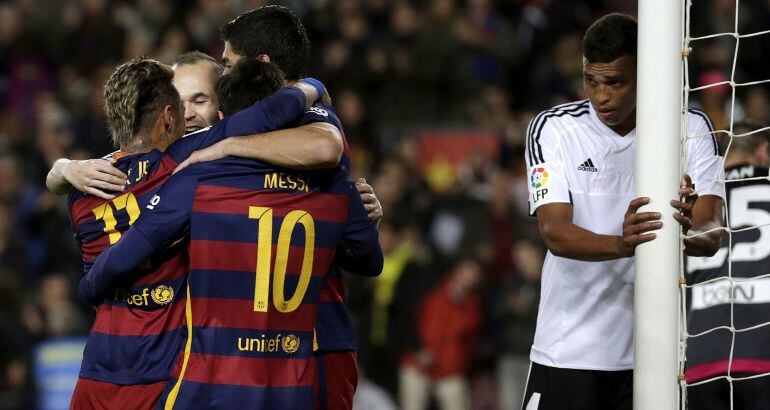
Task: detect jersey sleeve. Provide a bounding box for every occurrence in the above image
[78,169,199,304]
[297,102,341,128]
[165,87,308,163]
[337,181,383,277]
[131,167,199,250]
[685,110,725,199]
[525,115,571,215]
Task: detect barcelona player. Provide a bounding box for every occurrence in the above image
[177,8,376,407]
[66,57,326,408]
[79,58,383,408]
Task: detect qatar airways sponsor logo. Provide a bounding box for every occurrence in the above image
[691,277,770,310]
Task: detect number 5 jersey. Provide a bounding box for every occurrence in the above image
[686,163,770,383]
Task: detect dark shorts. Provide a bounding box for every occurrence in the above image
[688,374,770,410]
[70,377,166,410]
[522,362,633,410]
[315,350,358,410]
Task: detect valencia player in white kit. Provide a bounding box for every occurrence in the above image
[523,13,725,410]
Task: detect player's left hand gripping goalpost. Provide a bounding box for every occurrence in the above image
[635,0,684,409]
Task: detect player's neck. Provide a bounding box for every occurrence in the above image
[724,153,757,168]
[608,115,636,136]
[120,135,155,155]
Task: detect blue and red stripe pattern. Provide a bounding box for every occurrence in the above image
[68,150,189,385]
[297,103,360,351]
[68,86,310,386]
[156,160,370,408]
[91,157,380,408]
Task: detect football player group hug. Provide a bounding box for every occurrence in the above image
[48,5,383,410]
[46,5,770,410]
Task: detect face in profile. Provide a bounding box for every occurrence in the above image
[583,55,638,135]
[222,41,243,75]
[173,61,221,133]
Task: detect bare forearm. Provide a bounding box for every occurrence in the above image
[46,159,72,195]
[683,195,724,257]
[683,224,722,256]
[224,123,342,170]
[541,220,624,261]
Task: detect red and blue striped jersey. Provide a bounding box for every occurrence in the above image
[67,87,310,385]
[81,157,382,408]
[296,103,360,351]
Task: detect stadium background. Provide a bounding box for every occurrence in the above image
[0,0,768,408]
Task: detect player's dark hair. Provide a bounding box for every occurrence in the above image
[215,59,285,116]
[104,57,181,148]
[221,5,310,81]
[173,51,224,77]
[583,13,637,63]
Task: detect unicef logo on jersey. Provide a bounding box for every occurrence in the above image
[150,285,174,305]
[530,167,549,189]
[282,334,300,354]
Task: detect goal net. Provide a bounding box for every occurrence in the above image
[679,1,770,409]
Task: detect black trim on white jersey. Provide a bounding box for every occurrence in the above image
[688,108,719,156]
[527,101,591,166]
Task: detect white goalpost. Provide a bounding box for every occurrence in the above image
[638,0,770,409]
[635,0,684,409]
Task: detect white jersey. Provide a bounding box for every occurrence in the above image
[525,100,725,370]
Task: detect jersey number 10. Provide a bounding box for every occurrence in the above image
[249,206,315,314]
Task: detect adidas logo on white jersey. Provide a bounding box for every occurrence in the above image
[577,158,598,172]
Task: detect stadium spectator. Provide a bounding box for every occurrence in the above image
[399,257,482,410]
[495,240,543,409]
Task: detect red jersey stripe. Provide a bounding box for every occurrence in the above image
[177,353,315,387]
[189,240,336,276]
[189,298,316,331]
[192,187,349,223]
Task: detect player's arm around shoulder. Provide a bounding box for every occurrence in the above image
[46,157,127,199]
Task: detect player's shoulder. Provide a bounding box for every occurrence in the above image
[532,100,591,123]
[300,102,342,129]
[527,100,591,151]
[686,107,715,131]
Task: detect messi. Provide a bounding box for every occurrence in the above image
[264,172,310,192]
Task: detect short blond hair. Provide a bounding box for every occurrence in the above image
[104,57,180,147]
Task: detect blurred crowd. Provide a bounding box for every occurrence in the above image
[1,0,768,408]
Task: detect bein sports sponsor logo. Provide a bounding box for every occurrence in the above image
[237,333,301,354]
[691,277,770,310]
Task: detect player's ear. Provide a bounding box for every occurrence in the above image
[162,105,175,132]
[256,54,271,63]
[218,111,224,120]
